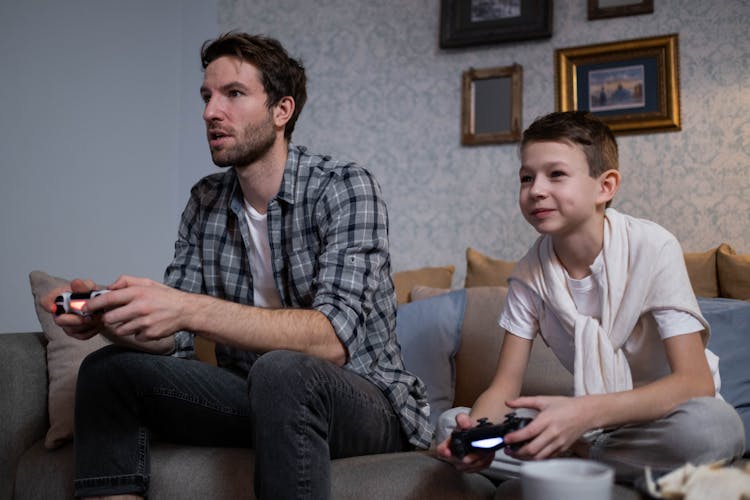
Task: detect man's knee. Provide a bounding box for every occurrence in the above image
[248,350,333,418]
[78,345,136,388]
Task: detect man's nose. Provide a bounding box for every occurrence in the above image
[203,96,222,122]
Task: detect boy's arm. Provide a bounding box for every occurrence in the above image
[436,331,532,470]
[505,330,714,459]
[582,330,714,428]
[470,332,533,421]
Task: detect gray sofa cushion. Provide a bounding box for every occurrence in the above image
[16,441,496,500]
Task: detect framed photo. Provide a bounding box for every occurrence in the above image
[440,0,552,49]
[555,34,680,135]
[461,64,523,145]
[588,0,653,20]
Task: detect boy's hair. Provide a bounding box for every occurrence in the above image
[521,111,619,178]
[200,32,307,140]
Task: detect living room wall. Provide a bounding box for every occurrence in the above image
[219,0,750,284]
[0,0,218,333]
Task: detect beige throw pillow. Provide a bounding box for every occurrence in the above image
[392,265,455,304]
[29,270,111,449]
[464,247,516,288]
[717,243,750,300]
[683,247,720,298]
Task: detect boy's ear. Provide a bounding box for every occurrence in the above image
[272,96,295,129]
[597,169,621,204]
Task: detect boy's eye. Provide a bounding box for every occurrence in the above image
[520,174,533,183]
[550,170,566,178]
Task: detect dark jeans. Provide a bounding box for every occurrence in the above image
[73,345,409,499]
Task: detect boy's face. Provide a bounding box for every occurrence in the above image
[518,140,605,238]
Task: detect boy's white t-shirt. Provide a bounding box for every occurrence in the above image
[243,199,282,309]
[499,251,715,390]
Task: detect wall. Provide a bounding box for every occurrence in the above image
[219,0,750,285]
[0,0,218,332]
[1,0,747,333]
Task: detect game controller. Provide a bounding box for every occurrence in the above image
[54,290,110,316]
[449,412,534,459]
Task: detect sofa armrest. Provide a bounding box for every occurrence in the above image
[0,332,48,500]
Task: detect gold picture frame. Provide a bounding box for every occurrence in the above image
[555,34,681,135]
[461,64,523,145]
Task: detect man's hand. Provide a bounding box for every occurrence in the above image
[435,412,496,473]
[48,278,104,341]
[88,275,188,344]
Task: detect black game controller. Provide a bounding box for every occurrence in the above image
[54,290,110,316]
[449,412,533,459]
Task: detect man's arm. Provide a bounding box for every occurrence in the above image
[85,275,345,365]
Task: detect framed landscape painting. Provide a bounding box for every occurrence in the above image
[555,34,681,135]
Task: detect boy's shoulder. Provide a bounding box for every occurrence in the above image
[611,209,680,250]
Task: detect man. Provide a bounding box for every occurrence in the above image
[51,32,431,499]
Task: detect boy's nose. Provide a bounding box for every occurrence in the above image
[529,178,548,197]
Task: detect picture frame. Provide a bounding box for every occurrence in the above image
[555,34,681,135]
[440,0,552,49]
[588,0,653,20]
[461,64,523,145]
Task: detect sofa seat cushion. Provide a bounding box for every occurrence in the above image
[16,441,495,499]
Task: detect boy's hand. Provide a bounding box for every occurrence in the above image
[435,412,496,473]
[503,396,592,460]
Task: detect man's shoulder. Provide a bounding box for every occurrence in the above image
[292,144,372,180]
[190,170,235,196]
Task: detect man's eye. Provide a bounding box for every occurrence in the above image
[200,94,210,104]
[229,90,243,97]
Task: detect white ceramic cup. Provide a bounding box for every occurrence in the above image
[521,458,614,500]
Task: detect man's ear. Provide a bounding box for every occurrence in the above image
[598,169,621,204]
[273,96,295,129]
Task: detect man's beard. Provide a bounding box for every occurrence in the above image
[210,114,276,168]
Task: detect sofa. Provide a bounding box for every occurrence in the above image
[2,244,749,499]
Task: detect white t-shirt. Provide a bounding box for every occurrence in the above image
[499,252,718,391]
[243,199,282,309]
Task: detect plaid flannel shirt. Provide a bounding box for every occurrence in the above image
[164,144,432,448]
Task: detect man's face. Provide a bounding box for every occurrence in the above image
[200,56,277,168]
[518,140,603,238]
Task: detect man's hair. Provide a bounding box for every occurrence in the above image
[521,111,618,178]
[200,32,307,140]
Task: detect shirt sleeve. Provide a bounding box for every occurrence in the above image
[162,184,206,358]
[651,309,706,339]
[310,166,393,357]
[498,280,539,341]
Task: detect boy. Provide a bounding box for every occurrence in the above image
[437,111,744,479]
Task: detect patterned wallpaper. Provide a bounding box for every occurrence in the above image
[218,0,750,285]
